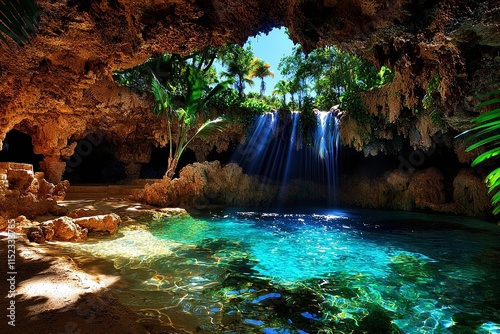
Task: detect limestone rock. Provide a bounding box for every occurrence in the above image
[0,163,69,219]
[408,168,446,209]
[135,161,325,208]
[453,169,491,217]
[73,214,121,234]
[28,217,88,243]
[386,170,410,192]
[0,216,8,231]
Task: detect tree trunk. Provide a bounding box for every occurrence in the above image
[164,157,178,179]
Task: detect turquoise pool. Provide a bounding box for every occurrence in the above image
[63,209,500,333]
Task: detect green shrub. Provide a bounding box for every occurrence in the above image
[239,98,273,115]
[210,88,240,114]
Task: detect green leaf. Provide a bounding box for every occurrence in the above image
[471,108,500,124]
[491,190,500,204]
[486,168,500,190]
[151,74,172,116]
[471,147,500,167]
[477,98,500,108]
[464,122,500,144]
[194,117,229,138]
[476,89,500,99]
[465,133,500,151]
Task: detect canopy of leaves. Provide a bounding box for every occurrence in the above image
[277,45,393,111]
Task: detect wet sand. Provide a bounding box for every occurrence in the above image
[0,198,171,334]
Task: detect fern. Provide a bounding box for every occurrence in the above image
[464,89,500,215]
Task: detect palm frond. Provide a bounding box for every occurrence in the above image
[194,117,229,138]
[151,74,172,116]
[185,66,206,116]
[465,133,500,151]
[471,108,500,124]
[182,116,229,150]
[463,87,500,215]
[471,147,500,167]
[0,0,39,46]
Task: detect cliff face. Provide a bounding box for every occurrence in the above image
[0,0,498,184]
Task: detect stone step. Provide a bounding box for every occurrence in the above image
[65,183,149,199]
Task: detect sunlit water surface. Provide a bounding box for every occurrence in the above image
[58,209,500,333]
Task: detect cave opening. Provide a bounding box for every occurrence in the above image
[0,129,44,171]
[206,145,234,165]
[63,136,126,184]
[140,145,197,179]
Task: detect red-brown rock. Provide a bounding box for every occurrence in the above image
[73,214,121,234]
[28,217,88,243]
[0,163,69,219]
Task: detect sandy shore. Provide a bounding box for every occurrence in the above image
[0,198,175,334]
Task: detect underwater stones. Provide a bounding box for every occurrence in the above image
[359,307,401,334]
[451,312,484,334]
[155,207,189,218]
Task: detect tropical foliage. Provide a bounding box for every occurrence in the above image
[278,45,393,111]
[0,0,38,46]
[464,89,500,215]
[150,63,233,179]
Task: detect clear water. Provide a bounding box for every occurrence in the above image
[60,209,500,333]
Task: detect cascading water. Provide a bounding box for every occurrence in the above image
[232,110,341,206]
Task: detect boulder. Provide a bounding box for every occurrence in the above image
[73,214,121,234]
[28,217,87,243]
[0,163,69,219]
[453,169,491,217]
[408,168,446,209]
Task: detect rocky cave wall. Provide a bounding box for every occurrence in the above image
[0,0,498,216]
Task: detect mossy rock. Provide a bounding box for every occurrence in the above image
[450,312,483,334]
[359,306,403,334]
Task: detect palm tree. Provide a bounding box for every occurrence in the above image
[272,79,289,106]
[0,0,39,46]
[249,58,274,97]
[151,65,233,179]
[220,45,255,97]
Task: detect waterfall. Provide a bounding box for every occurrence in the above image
[232,110,341,206]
